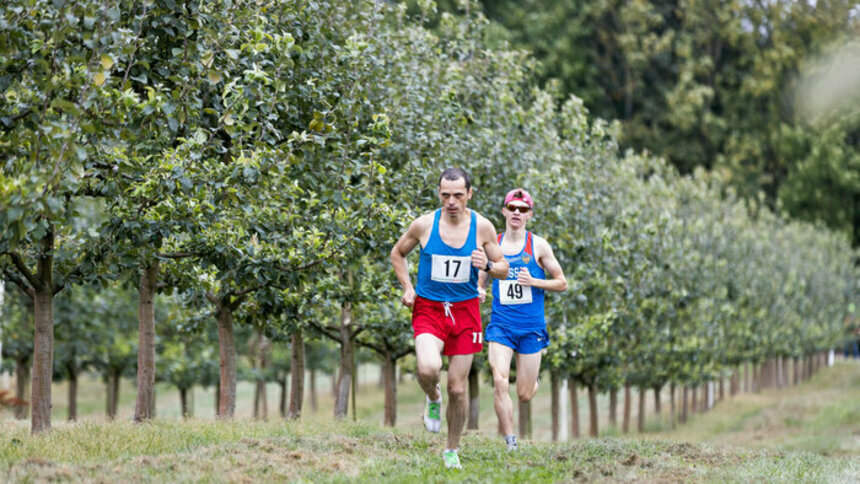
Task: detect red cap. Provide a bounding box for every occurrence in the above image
[503,188,534,208]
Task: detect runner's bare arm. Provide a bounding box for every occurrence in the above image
[390,217,428,307]
[529,236,567,292]
[474,216,508,279]
[477,270,491,288]
[477,269,490,303]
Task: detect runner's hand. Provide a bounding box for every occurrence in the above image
[516,267,533,286]
[401,288,416,308]
[471,247,488,270]
[478,286,486,303]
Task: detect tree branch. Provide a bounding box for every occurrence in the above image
[2,268,35,299]
[8,252,42,291]
[354,338,385,355]
[394,347,414,360]
[351,326,367,339]
[233,282,264,299]
[156,252,198,259]
[0,108,32,133]
[307,321,341,343]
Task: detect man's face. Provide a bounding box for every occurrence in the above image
[438,177,472,218]
[502,201,532,229]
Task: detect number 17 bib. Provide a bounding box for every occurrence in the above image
[431,255,471,283]
[499,280,533,305]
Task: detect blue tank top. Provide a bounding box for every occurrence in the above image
[491,232,546,329]
[416,209,479,302]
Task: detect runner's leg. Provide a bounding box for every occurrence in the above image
[415,333,444,400]
[488,342,515,436]
[446,353,474,450]
[515,350,542,403]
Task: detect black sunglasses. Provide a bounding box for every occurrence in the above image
[505,204,531,213]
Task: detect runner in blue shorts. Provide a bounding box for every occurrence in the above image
[478,188,568,451]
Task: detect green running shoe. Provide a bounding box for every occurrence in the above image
[424,385,442,433]
[443,449,462,469]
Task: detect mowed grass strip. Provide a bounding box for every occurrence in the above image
[2,419,858,483]
[659,360,860,457]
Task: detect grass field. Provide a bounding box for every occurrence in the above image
[1,360,858,482]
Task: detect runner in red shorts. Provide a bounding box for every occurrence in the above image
[390,168,508,469]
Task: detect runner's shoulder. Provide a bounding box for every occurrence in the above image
[473,211,498,232]
[530,233,555,258]
[408,211,436,234]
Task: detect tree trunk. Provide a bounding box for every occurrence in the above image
[551,372,560,441]
[334,301,353,419]
[135,259,159,422]
[669,382,676,428]
[467,362,479,430]
[637,385,646,432]
[309,369,318,413]
[609,388,618,427]
[107,369,120,420]
[752,364,758,392]
[382,354,397,427]
[680,386,688,424]
[793,357,800,386]
[719,377,725,401]
[730,367,738,396]
[288,330,304,420]
[217,304,237,418]
[569,377,580,438]
[112,370,121,418]
[588,384,598,437]
[31,257,54,434]
[254,331,269,421]
[691,384,698,413]
[15,358,30,420]
[518,398,532,438]
[704,382,712,411]
[744,362,750,392]
[68,367,78,421]
[278,376,287,418]
[776,358,783,388]
[351,358,357,421]
[254,379,266,420]
[653,385,662,415]
[622,384,631,433]
[179,387,189,418]
[770,359,778,388]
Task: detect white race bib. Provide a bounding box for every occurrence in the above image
[431,255,471,283]
[499,280,533,305]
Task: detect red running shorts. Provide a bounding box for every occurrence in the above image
[412,295,483,355]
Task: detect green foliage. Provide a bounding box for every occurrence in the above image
[1,0,857,415]
[425,0,860,243]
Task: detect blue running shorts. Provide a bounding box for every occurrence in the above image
[485,324,549,355]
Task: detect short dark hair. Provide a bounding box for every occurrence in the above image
[438,167,471,190]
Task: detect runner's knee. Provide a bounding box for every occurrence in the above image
[517,386,536,402]
[447,381,467,400]
[493,375,510,393]
[416,360,441,382]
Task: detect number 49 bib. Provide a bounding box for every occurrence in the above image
[431,255,471,283]
[499,280,533,305]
